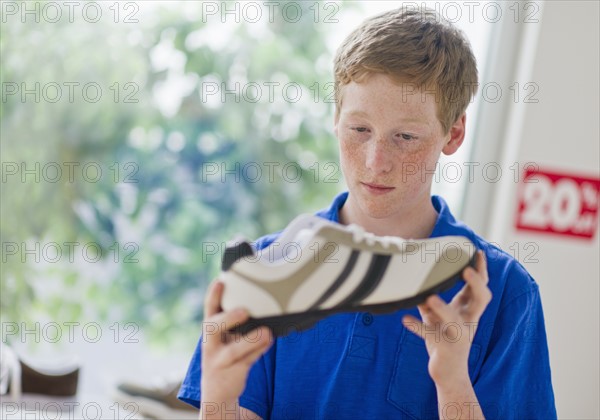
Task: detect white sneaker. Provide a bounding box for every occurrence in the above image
[220,214,476,336]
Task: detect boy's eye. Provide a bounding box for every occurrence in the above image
[352,127,369,133]
[396,133,417,141]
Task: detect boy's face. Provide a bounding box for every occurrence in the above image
[334,73,465,220]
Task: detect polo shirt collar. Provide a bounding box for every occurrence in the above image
[316,191,458,239]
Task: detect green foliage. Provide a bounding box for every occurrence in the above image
[1,1,358,347]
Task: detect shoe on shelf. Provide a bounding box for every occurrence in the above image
[0,343,79,418]
[113,379,198,420]
[220,213,477,336]
[0,343,79,411]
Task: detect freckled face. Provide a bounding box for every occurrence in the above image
[334,73,453,220]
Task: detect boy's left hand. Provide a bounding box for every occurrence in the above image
[402,250,491,390]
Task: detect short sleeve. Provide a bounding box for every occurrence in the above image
[178,336,202,409]
[473,264,557,419]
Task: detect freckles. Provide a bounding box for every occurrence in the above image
[400,149,426,169]
[393,143,439,193]
[345,147,362,160]
[340,141,364,164]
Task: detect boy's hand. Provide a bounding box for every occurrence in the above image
[200,280,273,404]
[402,250,491,390]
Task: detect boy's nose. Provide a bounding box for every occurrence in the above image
[365,139,393,174]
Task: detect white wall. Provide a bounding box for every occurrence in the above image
[463,1,600,418]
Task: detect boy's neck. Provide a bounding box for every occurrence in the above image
[338,195,439,240]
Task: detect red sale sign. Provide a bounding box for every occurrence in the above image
[515,168,600,239]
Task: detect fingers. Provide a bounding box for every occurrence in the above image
[475,249,487,274]
[240,340,273,366]
[239,327,273,365]
[208,307,249,329]
[425,295,457,320]
[204,279,224,319]
[463,250,488,285]
[403,251,492,344]
[402,315,425,340]
[461,251,492,310]
[417,290,490,340]
[203,308,251,350]
[214,327,273,367]
[404,305,463,343]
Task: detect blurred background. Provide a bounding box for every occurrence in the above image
[1,1,598,418]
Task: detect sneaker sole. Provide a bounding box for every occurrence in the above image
[230,252,477,337]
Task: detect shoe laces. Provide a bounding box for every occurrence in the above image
[347,224,404,249]
[0,343,22,399]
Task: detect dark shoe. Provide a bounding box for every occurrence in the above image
[19,359,79,397]
[1,343,79,398]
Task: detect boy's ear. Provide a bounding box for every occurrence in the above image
[333,110,340,137]
[442,113,466,155]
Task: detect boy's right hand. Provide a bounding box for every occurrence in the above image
[200,279,273,404]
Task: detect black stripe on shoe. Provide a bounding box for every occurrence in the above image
[336,254,391,308]
[231,252,476,337]
[222,242,254,271]
[309,250,360,310]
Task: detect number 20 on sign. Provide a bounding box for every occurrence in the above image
[516,168,600,239]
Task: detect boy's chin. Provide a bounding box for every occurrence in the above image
[353,195,400,220]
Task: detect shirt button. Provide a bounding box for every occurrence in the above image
[362,312,373,326]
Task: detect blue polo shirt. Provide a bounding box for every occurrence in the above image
[179,192,556,419]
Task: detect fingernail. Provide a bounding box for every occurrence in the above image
[428,295,441,305]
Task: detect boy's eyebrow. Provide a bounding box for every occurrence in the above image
[346,110,369,117]
[344,109,430,126]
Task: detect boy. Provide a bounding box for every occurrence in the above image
[179,8,556,419]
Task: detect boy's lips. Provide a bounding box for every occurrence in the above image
[361,182,395,195]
